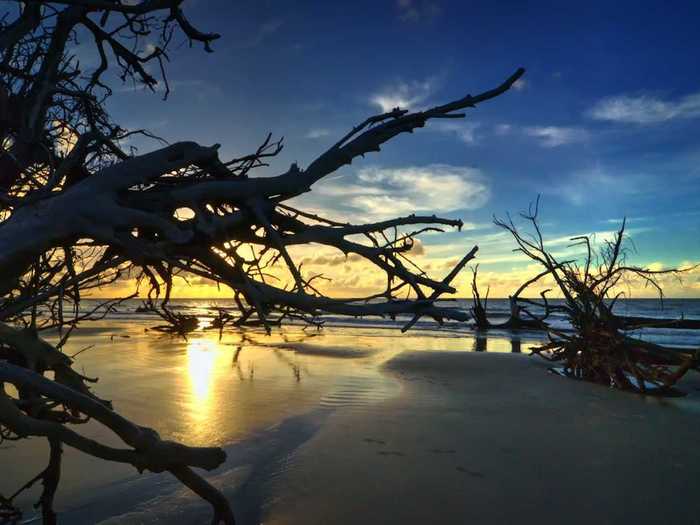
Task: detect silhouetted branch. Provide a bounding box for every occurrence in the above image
[0,3,526,521]
[495,200,698,395]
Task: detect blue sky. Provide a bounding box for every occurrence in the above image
[99,0,700,295]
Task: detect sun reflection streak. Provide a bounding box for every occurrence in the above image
[186,338,218,411]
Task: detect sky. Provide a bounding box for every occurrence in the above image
[92,0,700,297]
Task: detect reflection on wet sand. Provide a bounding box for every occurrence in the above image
[511,338,522,353]
[472,333,527,353]
[2,320,548,523]
[187,338,217,403]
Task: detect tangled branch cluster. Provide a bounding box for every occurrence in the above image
[493,198,698,395]
[0,2,524,522]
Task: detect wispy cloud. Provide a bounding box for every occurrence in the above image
[305,128,331,139]
[512,78,527,91]
[524,126,589,147]
[463,225,651,269]
[233,19,284,49]
[353,165,489,216]
[602,216,651,224]
[588,91,700,124]
[432,121,481,144]
[494,123,513,135]
[301,253,363,267]
[313,164,489,221]
[396,0,442,22]
[370,77,437,112]
[430,121,587,148]
[548,166,653,206]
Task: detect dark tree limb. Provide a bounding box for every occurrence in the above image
[494,200,698,394]
[0,2,526,522]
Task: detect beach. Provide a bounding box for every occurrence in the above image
[3,301,700,524]
[266,352,700,524]
[4,2,700,522]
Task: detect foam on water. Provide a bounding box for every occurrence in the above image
[69,297,700,348]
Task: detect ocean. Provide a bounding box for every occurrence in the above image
[78,297,700,349]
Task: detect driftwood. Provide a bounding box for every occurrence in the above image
[469,265,553,330]
[471,264,700,334]
[613,316,700,330]
[144,301,200,336]
[0,2,524,522]
[469,265,491,329]
[494,198,698,395]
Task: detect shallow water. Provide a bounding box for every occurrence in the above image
[48,297,700,348]
[5,319,539,522]
[2,306,698,523]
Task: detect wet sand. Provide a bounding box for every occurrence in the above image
[264,352,700,524]
[3,323,700,524]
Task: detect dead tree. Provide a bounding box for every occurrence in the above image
[495,198,698,395]
[469,265,491,329]
[147,302,200,336]
[469,265,552,330]
[0,2,524,522]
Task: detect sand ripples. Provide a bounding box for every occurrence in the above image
[319,375,400,410]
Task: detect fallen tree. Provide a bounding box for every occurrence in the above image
[494,198,699,395]
[470,261,700,333]
[0,2,524,523]
[469,264,555,330]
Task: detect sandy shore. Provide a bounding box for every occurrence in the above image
[263,352,700,524]
[6,327,700,524]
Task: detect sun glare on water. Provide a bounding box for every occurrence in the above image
[186,338,219,408]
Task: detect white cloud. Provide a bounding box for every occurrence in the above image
[312,183,385,198]
[512,78,527,91]
[316,164,490,220]
[305,128,331,139]
[524,126,589,147]
[370,77,436,112]
[548,166,653,206]
[432,121,480,144]
[603,216,651,224]
[143,42,158,55]
[494,123,513,135]
[588,92,700,124]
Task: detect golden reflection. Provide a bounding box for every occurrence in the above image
[186,338,218,410]
[196,316,213,330]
